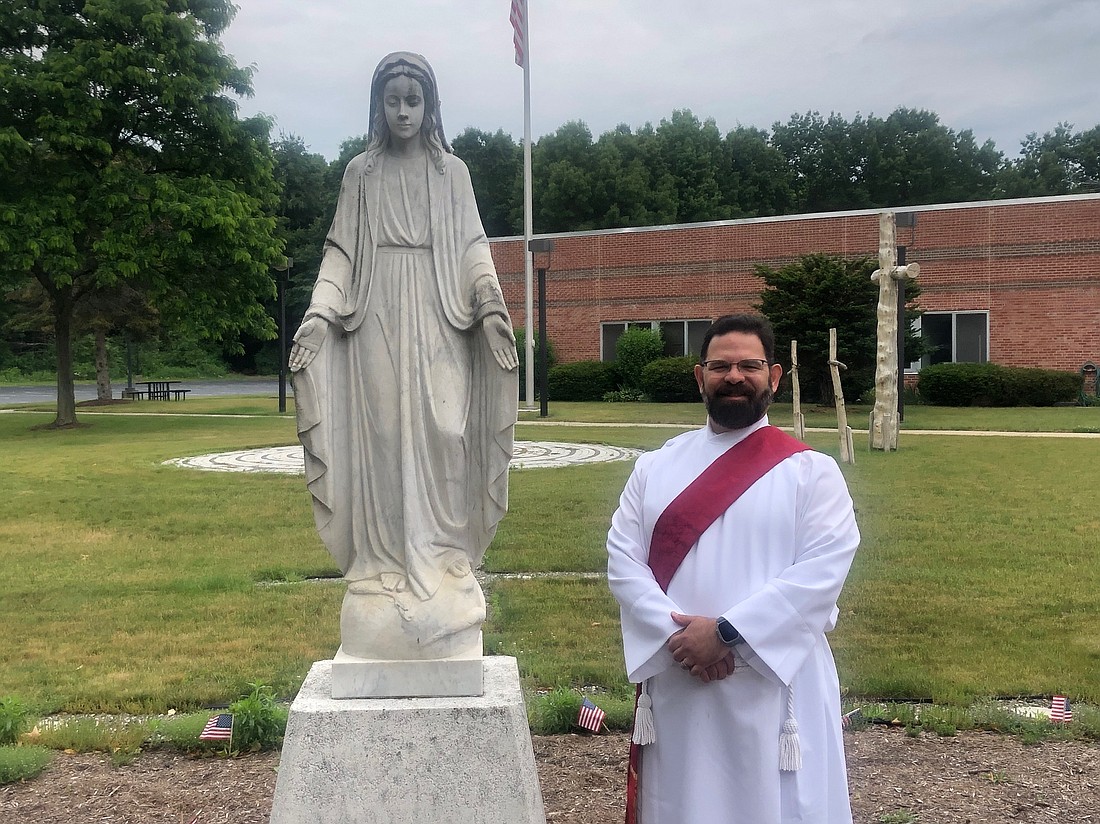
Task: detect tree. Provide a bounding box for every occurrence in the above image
[451,127,521,237]
[756,254,926,403]
[0,0,282,426]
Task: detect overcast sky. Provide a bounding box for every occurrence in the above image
[219,0,1099,162]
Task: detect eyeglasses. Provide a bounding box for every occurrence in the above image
[701,358,770,376]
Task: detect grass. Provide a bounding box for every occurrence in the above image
[1,399,1099,724]
[522,400,1100,433]
[0,745,53,784]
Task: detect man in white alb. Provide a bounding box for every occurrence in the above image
[607,314,859,824]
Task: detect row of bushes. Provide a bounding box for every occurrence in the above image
[917,363,1082,407]
[548,356,699,402]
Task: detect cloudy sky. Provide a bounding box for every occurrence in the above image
[219,0,1099,162]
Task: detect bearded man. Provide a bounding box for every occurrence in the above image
[607,313,859,824]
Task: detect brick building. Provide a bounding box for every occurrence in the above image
[489,193,1100,378]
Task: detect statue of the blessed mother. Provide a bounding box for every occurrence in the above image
[289,52,518,660]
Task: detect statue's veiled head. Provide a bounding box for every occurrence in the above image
[365,52,451,172]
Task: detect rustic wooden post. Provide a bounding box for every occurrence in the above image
[828,328,854,464]
[869,212,920,452]
[791,339,805,441]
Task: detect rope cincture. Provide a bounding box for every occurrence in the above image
[631,679,656,745]
[779,684,802,772]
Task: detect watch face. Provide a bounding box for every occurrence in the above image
[717,619,738,644]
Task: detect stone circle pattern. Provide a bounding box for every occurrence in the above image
[165,441,641,474]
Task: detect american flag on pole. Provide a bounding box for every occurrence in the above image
[1050,695,1072,724]
[510,0,527,68]
[199,713,234,741]
[577,697,606,732]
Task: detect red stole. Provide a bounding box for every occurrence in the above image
[625,425,810,824]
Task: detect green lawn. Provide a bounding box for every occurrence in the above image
[1,401,1098,714]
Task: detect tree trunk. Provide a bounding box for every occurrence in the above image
[53,291,77,427]
[94,329,112,401]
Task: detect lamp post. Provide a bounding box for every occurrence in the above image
[274,256,293,414]
[527,238,554,417]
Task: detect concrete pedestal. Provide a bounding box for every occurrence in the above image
[330,639,483,698]
[269,657,545,824]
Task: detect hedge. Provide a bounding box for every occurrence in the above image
[547,360,620,401]
[640,357,699,402]
[917,363,1081,406]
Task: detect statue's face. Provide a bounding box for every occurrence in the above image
[382,75,425,144]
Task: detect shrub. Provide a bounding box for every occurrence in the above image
[547,360,619,401]
[0,697,29,746]
[614,327,664,392]
[640,356,699,402]
[228,683,287,752]
[918,363,1081,406]
[0,745,53,785]
[514,327,557,397]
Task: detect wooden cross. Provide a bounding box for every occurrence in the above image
[869,212,920,451]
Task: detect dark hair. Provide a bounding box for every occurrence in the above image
[699,314,776,363]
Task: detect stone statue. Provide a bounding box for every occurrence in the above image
[289,52,519,663]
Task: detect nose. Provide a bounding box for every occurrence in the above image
[397,102,410,121]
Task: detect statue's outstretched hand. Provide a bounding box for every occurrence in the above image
[289,316,329,373]
[482,314,519,371]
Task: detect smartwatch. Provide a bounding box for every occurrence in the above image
[715,617,742,647]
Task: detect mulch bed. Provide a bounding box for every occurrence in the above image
[3,727,1098,823]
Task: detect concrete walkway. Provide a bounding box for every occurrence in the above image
[165,441,643,474]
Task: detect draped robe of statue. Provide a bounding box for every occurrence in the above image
[294,146,515,650]
[607,416,860,823]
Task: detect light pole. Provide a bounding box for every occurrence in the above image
[527,238,554,417]
[274,256,293,414]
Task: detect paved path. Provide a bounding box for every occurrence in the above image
[165,441,642,474]
[0,379,283,405]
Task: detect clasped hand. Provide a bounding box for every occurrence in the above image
[667,612,736,684]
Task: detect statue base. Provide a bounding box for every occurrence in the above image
[270,657,546,824]
[331,638,483,698]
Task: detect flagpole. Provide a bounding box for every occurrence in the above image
[521,0,535,409]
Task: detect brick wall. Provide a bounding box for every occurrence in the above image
[490,194,1100,373]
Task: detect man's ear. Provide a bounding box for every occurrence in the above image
[769,362,784,393]
[694,363,705,393]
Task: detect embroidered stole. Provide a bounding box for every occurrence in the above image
[625,425,810,824]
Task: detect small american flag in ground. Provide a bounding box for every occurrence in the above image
[199,713,234,741]
[1050,696,1072,724]
[577,697,606,732]
[841,708,863,730]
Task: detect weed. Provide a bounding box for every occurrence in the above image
[0,745,53,785]
[0,697,30,746]
[228,683,287,752]
[878,812,919,824]
[530,687,580,735]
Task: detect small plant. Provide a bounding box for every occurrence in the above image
[34,716,153,765]
[228,683,287,752]
[0,697,30,746]
[530,686,580,735]
[878,812,919,824]
[0,745,54,785]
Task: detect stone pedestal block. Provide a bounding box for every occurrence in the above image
[269,657,545,824]
[330,642,483,698]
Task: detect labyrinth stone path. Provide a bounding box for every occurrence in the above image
[165,441,642,474]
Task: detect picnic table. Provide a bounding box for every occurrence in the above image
[135,380,190,401]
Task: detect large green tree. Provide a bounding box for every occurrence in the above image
[756,254,926,403]
[0,0,282,426]
[451,127,521,237]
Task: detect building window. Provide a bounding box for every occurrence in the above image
[601,320,712,361]
[912,311,988,369]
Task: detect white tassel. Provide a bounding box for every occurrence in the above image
[779,685,802,771]
[632,679,656,745]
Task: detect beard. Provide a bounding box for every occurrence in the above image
[703,381,773,430]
